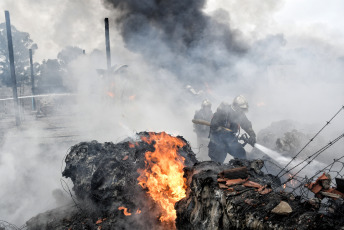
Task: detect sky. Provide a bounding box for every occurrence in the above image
[0,0,343,62]
[0,0,112,62]
[0,0,343,226]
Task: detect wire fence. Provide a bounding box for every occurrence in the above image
[261,106,344,217]
[0,220,26,230]
[277,105,344,178]
[263,106,344,220]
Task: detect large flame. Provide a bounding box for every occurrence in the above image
[137,132,186,224]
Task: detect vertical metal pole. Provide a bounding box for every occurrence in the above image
[29,49,36,110]
[83,49,85,55]
[104,18,111,72]
[5,11,20,126]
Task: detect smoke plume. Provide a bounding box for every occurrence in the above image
[102,0,247,85]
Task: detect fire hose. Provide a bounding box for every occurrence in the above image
[192,119,254,147]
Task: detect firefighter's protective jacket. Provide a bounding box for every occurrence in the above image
[210,102,256,138]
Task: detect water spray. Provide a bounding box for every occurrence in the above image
[254,143,291,165]
[242,140,326,178]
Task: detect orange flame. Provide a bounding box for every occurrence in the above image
[118,206,132,216]
[107,92,115,98]
[136,209,141,214]
[283,174,298,190]
[288,174,297,187]
[137,132,186,224]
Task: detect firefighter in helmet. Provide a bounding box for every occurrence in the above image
[193,99,213,156]
[208,95,256,163]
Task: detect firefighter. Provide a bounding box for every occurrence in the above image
[208,95,256,163]
[193,99,213,156]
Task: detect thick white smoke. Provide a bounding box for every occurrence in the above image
[0,0,343,226]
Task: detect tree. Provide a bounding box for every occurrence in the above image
[35,46,83,94]
[0,23,37,87]
[36,59,65,94]
[57,46,84,68]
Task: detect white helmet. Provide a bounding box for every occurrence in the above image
[202,99,212,108]
[233,95,248,110]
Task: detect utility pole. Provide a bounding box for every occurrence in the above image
[104,18,111,72]
[29,49,36,110]
[5,10,20,126]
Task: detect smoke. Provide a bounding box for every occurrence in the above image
[0,0,112,60]
[101,0,344,155]
[0,123,71,225]
[255,143,326,178]
[102,0,247,85]
[0,0,343,227]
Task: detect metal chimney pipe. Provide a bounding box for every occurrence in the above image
[104,18,111,72]
[4,10,20,126]
[29,49,36,110]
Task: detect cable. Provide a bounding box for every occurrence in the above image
[60,178,85,213]
[0,220,20,230]
[287,155,344,193]
[277,106,344,177]
[279,133,344,179]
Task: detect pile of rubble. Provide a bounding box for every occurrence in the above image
[24,131,344,230]
[26,132,197,230]
[175,159,344,230]
[306,173,344,201]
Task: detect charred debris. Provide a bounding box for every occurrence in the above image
[18,130,344,230]
[26,132,197,230]
[176,159,344,230]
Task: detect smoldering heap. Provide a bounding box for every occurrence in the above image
[26,132,197,230]
[25,131,344,230]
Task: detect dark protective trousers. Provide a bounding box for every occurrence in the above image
[208,132,246,163]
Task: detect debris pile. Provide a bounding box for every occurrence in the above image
[175,159,344,230]
[24,131,344,230]
[26,132,197,230]
[306,173,344,200]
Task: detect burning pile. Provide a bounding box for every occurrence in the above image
[26,132,197,230]
[25,131,344,230]
[137,132,188,224]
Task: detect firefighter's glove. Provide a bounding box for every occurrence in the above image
[248,136,256,147]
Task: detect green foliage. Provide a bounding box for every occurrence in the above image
[0,23,37,87]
